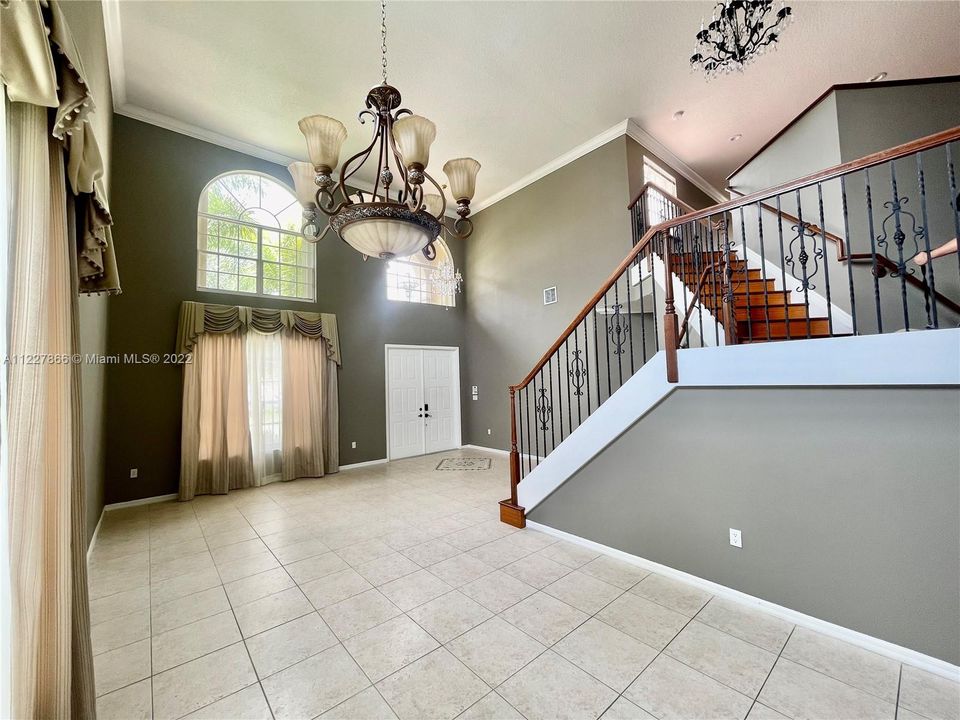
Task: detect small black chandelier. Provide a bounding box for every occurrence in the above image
[690,0,793,78]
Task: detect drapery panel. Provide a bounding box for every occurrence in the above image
[179,333,255,500]
[176,301,340,366]
[177,302,341,501]
[6,101,96,719]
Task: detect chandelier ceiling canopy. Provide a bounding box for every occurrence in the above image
[290,0,480,261]
[690,0,793,78]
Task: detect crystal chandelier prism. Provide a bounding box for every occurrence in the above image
[431,258,463,298]
[288,0,480,261]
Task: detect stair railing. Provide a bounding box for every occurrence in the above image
[502,126,960,525]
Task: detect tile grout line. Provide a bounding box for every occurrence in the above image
[743,625,796,719]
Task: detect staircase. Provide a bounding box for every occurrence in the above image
[500,126,960,528]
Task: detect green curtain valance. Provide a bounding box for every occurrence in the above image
[176,301,341,365]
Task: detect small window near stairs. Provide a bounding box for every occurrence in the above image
[644,157,677,197]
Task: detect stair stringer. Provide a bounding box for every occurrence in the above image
[517,328,960,513]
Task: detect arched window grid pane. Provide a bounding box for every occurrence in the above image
[385,238,456,308]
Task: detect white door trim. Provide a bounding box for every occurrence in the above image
[384,344,462,461]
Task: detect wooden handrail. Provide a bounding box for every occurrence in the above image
[512,125,960,392]
[728,188,960,316]
[683,126,960,225]
[510,224,665,390]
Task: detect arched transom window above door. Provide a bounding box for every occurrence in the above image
[197,171,316,301]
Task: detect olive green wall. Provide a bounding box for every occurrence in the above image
[59,0,113,543]
[462,136,715,450]
[104,116,466,503]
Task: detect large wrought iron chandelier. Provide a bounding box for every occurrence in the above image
[287,0,480,261]
[690,0,792,78]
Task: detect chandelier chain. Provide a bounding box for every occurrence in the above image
[380,0,388,84]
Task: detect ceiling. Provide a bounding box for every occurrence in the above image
[108,1,960,210]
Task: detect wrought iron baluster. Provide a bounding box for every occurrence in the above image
[694,222,705,347]
[755,202,772,341]
[793,191,813,338]
[593,302,601,409]
[564,339,572,436]
[882,163,912,330]
[583,321,591,417]
[517,385,525,480]
[864,169,883,333]
[816,183,834,336]
[610,281,626,388]
[774,195,790,340]
[572,328,583,427]
[626,271,636,374]
[738,207,753,342]
[603,291,612,400]
[840,176,858,335]
[650,242,661,351]
[525,384,532,474]
[548,358,555,452]
[916,153,937,329]
[946,143,960,299]
[532,374,540,470]
[707,217,721,344]
[638,249,648,362]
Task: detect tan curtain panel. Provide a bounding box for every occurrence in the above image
[179,333,255,501]
[176,301,341,365]
[0,0,121,295]
[281,333,339,480]
[6,100,96,718]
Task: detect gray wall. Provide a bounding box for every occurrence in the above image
[462,137,715,450]
[530,386,960,664]
[104,116,466,503]
[59,0,113,543]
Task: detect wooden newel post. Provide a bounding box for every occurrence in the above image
[662,231,680,383]
[499,385,526,527]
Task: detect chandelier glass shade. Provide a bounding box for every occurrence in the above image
[289,1,480,261]
[690,0,792,78]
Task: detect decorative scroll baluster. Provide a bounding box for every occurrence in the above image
[947,143,960,281]
[547,359,555,452]
[603,292,612,399]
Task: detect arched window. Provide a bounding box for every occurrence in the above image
[197,171,315,301]
[386,238,457,307]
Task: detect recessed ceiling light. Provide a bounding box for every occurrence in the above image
[673,110,686,121]
[729,133,743,142]
[868,72,888,82]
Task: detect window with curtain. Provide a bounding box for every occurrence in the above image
[197,171,316,301]
[385,237,456,307]
[644,158,679,226]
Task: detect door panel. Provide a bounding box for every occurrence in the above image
[423,349,458,454]
[388,348,424,459]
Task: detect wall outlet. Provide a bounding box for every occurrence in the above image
[129,468,138,479]
[729,528,742,548]
[351,441,357,449]
[487,428,492,435]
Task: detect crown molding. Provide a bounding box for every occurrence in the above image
[470,120,631,214]
[101,0,126,107]
[625,118,728,204]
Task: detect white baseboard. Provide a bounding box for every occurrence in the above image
[526,520,960,682]
[461,444,509,456]
[340,458,388,471]
[86,509,104,562]
[104,493,178,511]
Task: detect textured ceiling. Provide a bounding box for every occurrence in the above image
[111,0,960,208]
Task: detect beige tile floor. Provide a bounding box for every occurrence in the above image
[89,449,959,720]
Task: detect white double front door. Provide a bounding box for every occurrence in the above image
[386,346,461,460]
